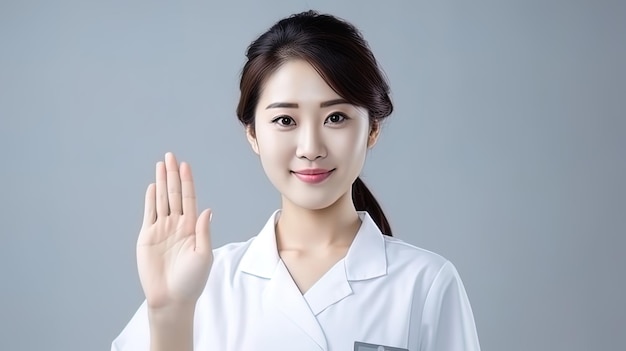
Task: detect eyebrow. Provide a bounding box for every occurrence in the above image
[265,99,349,109]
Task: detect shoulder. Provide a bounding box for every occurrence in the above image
[381,235,465,295]
[382,242,480,350]
[211,239,254,270]
[383,235,449,273]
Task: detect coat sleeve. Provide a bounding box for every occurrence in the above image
[110,300,150,351]
[413,261,481,351]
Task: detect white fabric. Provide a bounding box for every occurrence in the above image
[111,210,480,351]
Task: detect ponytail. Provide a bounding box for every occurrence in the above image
[352,177,392,236]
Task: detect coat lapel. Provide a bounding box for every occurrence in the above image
[344,211,388,281]
[263,260,328,350]
[237,210,388,350]
[303,259,353,316]
[302,211,387,316]
[239,211,327,349]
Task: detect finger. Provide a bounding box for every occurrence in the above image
[195,209,213,254]
[155,161,169,217]
[180,162,197,218]
[142,183,156,227]
[165,152,182,215]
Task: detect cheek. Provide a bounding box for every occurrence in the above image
[331,129,369,155]
[256,130,294,166]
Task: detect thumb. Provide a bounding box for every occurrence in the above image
[195,209,213,255]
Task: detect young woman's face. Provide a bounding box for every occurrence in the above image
[248,59,378,210]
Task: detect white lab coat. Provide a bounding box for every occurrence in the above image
[111,210,480,351]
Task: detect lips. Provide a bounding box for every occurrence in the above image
[291,168,335,184]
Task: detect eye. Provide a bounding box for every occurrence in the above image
[271,116,296,127]
[325,112,347,125]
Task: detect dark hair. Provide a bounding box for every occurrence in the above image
[236,10,393,236]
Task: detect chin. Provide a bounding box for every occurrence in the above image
[289,198,337,211]
[283,191,349,212]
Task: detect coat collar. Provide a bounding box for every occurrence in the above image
[239,210,388,281]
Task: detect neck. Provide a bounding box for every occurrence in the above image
[275,192,361,252]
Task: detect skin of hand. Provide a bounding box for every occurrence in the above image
[136,152,213,311]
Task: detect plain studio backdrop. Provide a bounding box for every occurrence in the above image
[1,0,624,350]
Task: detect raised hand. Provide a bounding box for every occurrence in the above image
[137,152,213,310]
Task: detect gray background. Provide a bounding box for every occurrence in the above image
[0,0,624,350]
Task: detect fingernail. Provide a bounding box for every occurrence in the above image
[209,211,213,222]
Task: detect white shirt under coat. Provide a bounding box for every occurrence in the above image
[111,210,481,351]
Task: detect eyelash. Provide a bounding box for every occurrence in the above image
[271,116,295,127]
[326,112,347,124]
[271,112,349,127]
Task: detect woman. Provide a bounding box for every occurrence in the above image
[112,10,480,351]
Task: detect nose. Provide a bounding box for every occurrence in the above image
[295,123,327,161]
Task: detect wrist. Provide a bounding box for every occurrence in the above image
[148,303,196,351]
[148,302,196,326]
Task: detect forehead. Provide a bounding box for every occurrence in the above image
[258,60,342,104]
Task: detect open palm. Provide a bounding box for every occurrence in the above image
[137,152,213,309]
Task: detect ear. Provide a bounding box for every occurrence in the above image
[246,125,260,155]
[367,121,381,149]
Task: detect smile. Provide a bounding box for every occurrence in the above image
[291,169,335,184]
